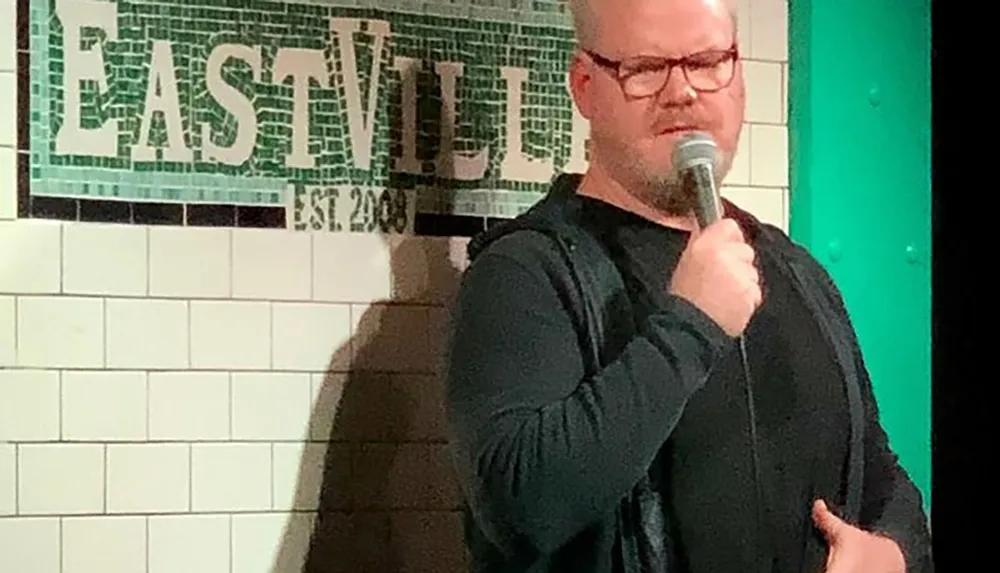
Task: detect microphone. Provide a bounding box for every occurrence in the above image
[672,131,721,229]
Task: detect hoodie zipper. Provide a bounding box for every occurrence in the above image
[737,334,770,573]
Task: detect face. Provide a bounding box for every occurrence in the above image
[569,0,745,214]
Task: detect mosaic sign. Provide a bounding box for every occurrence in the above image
[28,0,590,232]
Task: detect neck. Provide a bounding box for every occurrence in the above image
[575,163,700,232]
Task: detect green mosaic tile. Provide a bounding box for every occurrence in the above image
[30,0,583,223]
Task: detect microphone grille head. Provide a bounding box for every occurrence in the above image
[671,131,718,171]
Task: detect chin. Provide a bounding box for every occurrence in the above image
[639,142,676,169]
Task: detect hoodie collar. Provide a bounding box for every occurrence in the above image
[467,172,766,259]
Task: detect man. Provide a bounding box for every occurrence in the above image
[443,0,933,571]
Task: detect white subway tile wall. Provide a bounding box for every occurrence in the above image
[0,1,789,571]
[62,516,148,573]
[0,146,15,220]
[105,443,192,514]
[62,224,149,296]
[148,226,233,298]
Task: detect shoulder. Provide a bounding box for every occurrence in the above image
[450,229,587,347]
[475,227,565,262]
[458,230,584,322]
[468,226,578,281]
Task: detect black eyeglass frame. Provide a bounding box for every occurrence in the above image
[582,43,741,98]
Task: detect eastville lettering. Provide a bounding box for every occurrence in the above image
[53,0,592,184]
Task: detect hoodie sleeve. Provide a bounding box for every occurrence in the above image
[444,234,731,559]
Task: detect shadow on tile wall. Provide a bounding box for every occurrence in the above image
[271,76,470,572]
[274,233,466,573]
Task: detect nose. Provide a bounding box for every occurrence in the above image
[656,69,697,107]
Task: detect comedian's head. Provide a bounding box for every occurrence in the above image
[568,0,745,215]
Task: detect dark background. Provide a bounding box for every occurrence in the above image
[930,0,982,567]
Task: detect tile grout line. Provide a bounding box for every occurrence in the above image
[57,370,63,441]
[0,437,447,446]
[13,444,18,515]
[58,223,64,295]
[145,515,150,573]
[188,443,193,513]
[227,228,234,299]
[144,371,150,441]
[228,372,234,441]
[5,290,448,307]
[58,514,64,573]
[102,444,108,514]
[229,513,234,573]
[0,365,380,375]
[186,300,192,370]
[269,443,275,511]
[145,226,151,296]
[102,297,108,369]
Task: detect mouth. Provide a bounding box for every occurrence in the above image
[657,125,699,136]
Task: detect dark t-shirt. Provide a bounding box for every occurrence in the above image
[580,197,850,573]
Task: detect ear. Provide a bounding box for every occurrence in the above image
[568,50,596,120]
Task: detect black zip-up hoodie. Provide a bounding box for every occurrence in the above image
[444,173,932,573]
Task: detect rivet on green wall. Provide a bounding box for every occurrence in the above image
[788,0,932,511]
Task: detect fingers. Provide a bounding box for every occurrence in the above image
[812,499,848,544]
[746,281,763,310]
[706,221,754,266]
[718,218,744,241]
[729,243,760,297]
[731,242,756,264]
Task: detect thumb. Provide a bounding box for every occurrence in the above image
[812,499,849,543]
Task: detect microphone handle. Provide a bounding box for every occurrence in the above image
[681,162,721,229]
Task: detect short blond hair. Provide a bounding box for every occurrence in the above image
[568,0,739,48]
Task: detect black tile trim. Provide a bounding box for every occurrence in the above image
[24,196,518,235]
[16,0,28,52]
[30,196,78,221]
[16,51,29,153]
[414,213,490,237]
[16,152,29,219]
[79,198,132,223]
[186,204,236,227]
[236,205,286,228]
[26,198,293,228]
[133,202,184,226]
[16,0,29,219]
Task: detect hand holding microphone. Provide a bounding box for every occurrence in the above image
[667,132,762,337]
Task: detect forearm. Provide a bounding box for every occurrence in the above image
[445,250,729,556]
[861,426,933,572]
[453,300,727,555]
[854,354,932,570]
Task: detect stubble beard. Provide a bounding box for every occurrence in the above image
[638,169,697,216]
[626,150,731,218]
[591,131,733,218]
[637,143,734,217]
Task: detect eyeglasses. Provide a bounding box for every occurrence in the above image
[583,44,740,98]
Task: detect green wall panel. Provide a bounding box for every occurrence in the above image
[788,0,932,511]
